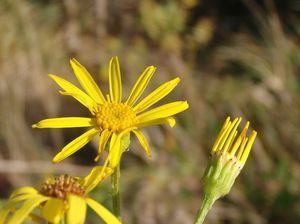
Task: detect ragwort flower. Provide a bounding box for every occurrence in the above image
[32,57,189,168]
[202,116,257,201]
[0,166,121,224]
[194,116,257,224]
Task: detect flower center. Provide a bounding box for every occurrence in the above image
[95,103,137,132]
[40,174,85,199]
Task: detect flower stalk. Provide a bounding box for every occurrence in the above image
[194,195,214,224]
[111,165,121,221]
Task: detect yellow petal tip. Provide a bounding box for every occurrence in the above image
[172,77,181,85]
[251,131,258,140]
[48,73,56,78]
[70,58,81,68]
[183,101,189,109]
[94,155,101,162]
[52,157,60,164]
[32,124,37,128]
[110,56,119,64]
[169,119,176,128]
[58,90,66,95]
[149,65,156,70]
[70,58,77,63]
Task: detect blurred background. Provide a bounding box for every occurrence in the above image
[1,0,300,223]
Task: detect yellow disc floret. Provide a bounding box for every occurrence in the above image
[95,103,137,132]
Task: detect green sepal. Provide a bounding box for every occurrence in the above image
[202,154,241,201]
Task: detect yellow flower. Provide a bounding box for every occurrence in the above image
[202,116,257,201]
[32,57,189,168]
[0,166,121,224]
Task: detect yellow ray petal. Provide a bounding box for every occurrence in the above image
[32,117,96,129]
[109,56,122,103]
[7,195,48,224]
[59,91,97,112]
[97,153,111,182]
[66,195,87,224]
[85,198,121,224]
[125,66,156,106]
[132,129,151,157]
[0,204,15,223]
[240,131,257,164]
[223,118,242,153]
[81,166,114,193]
[136,117,176,128]
[52,128,100,163]
[70,58,106,104]
[0,193,39,224]
[212,117,231,153]
[108,129,135,168]
[236,137,248,160]
[230,121,249,156]
[217,117,240,153]
[9,187,38,199]
[42,198,65,224]
[49,74,97,109]
[137,101,188,123]
[108,133,122,169]
[6,194,38,206]
[95,129,112,162]
[133,77,180,113]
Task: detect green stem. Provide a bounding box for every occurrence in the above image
[194,195,215,224]
[111,164,121,221]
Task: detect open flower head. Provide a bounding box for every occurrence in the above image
[202,116,257,201]
[32,57,189,168]
[0,167,121,224]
